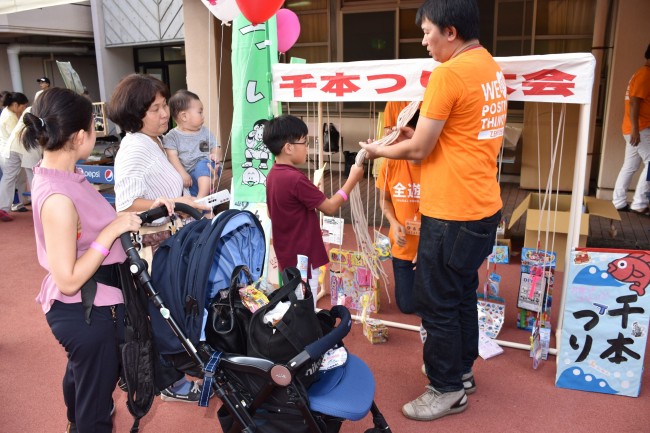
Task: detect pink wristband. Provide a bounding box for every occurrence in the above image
[90,241,110,257]
[336,189,348,201]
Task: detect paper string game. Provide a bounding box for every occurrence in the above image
[329,248,378,313]
[517,248,556,331]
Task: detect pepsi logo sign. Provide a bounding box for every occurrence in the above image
[83,170,99,179]
[104,169,114,182]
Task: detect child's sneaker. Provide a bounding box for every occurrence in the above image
[160,380,207,403]
[11,203,27,212]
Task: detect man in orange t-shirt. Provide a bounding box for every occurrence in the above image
[361,0,505,422]
[612,44,650,214]
[376,112,421,314]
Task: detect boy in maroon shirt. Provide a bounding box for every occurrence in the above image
[265,115,364,306]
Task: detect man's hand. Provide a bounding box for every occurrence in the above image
[360,138,380,160]
[398,126,415,141]
[630,130,641,146]
[391,222,407,247]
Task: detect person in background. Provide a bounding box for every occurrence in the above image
[35,77,50,102]
[22,87,145,433]
[361,0,504,421]
[0,90,7,180]
[164,90,222,199]
[4,106,43,213]
[107,73,209,403]
[0,90,9,114]
[382,101,410,137]
[612,43,650,215]
[0,91,29,221]
[265,114,365,307]
[376,111,421,315]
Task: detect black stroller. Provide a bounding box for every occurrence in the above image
[119,203,392,433]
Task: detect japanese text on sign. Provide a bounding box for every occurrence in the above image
[272,53,595,104]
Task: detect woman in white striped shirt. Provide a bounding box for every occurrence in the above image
[107,74,209,403]
[107,74,208,213]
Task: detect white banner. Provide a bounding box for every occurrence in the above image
[272,52,595,105]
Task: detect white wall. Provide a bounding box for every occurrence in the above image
[0,46,11,92]
[596,1,650,200]
[182,0,224,145]
[90,0,134,135]
[302,114,378,154]
[0,2,93,37]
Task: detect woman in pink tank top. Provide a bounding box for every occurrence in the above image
[22,88,152,433]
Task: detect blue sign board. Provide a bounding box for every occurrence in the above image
[556,249,650,397]
[77,164,115,184]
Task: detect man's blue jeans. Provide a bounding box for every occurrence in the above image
[392,257,416,314]
[415,211,501,392]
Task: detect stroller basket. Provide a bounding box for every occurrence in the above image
[119,203,392,433]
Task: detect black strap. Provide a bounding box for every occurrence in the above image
[275,319,307,354]
[266,268,303,309]
[217,265,253,334]
[80,263,121,324]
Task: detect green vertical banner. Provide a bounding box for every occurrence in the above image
[231,15,280,203]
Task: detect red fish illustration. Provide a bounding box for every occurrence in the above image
[607,253,650,296]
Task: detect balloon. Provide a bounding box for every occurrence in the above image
[201,0,241,25]
[235,0,284,25]
[276,9,300,53]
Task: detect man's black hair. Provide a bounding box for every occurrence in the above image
[415,0,480,42]
[645,43,650,60]
[263,114,309,156]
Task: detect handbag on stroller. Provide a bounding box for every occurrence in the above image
[118,203,392,433]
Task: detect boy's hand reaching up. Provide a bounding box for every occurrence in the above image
[347,164,365,184]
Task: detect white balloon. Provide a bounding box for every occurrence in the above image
[201,0,241,25]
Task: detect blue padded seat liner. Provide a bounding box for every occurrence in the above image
[307,354,375,421]
[206,213,266,301]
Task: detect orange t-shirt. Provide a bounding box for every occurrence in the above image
[419,47,506,221]
[383,101,410,129]
[622,65,650,135]
[376,158,421,260]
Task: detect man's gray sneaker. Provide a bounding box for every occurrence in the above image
[402,385,467,421]
[462,371,476,394]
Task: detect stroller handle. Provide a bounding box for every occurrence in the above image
[304,305,352,362]
[120,202,205,265]
[137,202,204,224]
[118,201,207,369]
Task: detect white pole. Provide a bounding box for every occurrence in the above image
[556,102,592,348]
[317,102,324,192]
[347,313,557,355]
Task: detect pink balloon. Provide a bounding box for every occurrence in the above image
[276,9,301,53]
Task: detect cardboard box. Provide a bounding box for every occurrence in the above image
[520,103,590,193]
[508,193,620,271]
